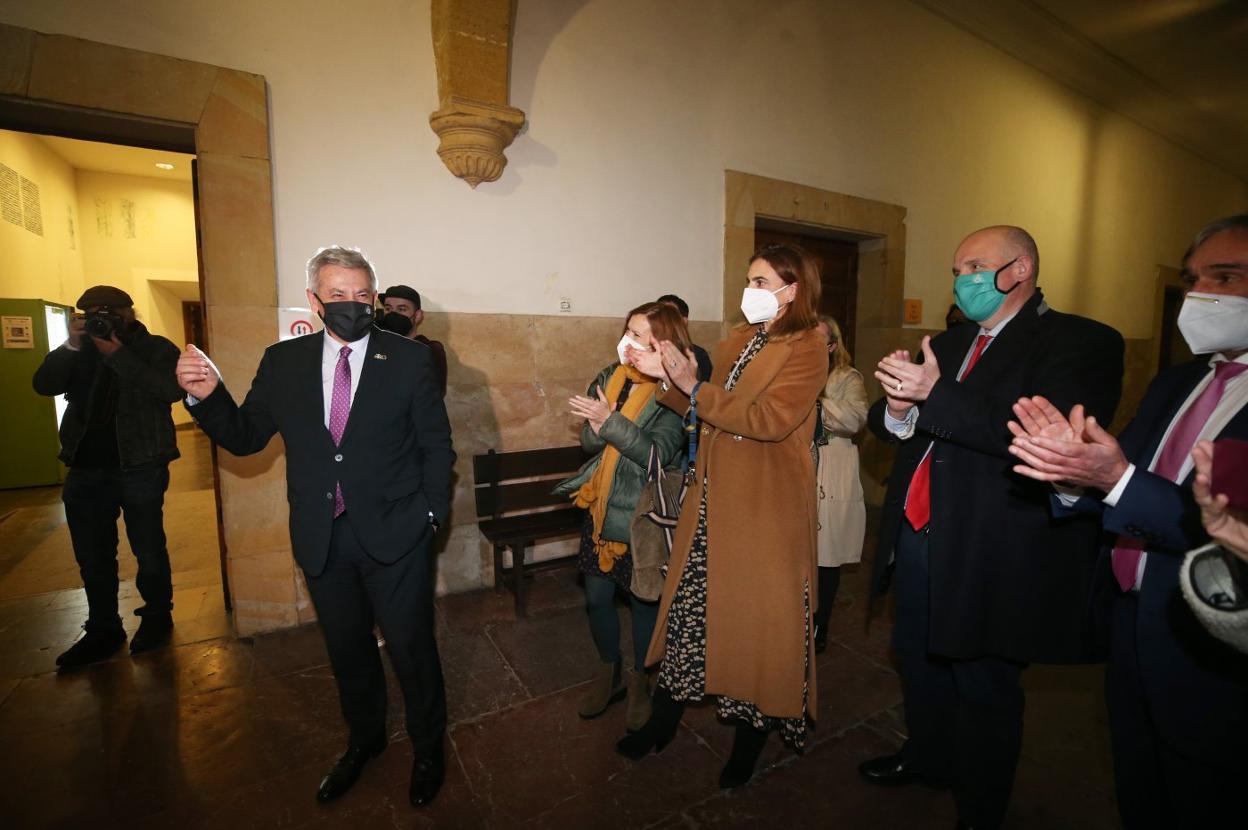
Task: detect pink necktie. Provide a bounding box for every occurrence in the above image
[329,346,352,517]
[1111,360,1248,591]
[904,334,992,530]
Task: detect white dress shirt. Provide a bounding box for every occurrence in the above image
[321,331,369,429]
[1104,351,1248,589]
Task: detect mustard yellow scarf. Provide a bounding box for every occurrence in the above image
[573,364,656,572]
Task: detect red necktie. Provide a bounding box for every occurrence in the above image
[904,334,992,531]
[1110,360,1248,591]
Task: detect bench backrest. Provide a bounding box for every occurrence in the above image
[472,446,589,520]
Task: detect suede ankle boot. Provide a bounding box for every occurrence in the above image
[719,723,769,789]
[624,667,651,732]
[616,684,682,759]
[578,660,623,719]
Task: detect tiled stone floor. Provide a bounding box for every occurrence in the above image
[0,429,1117,828]
[0,561,1118,829]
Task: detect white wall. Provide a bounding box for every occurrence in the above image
[2,0,1243,337]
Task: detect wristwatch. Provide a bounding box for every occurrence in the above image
[428,511,440,533]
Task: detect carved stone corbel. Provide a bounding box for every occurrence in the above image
[429,95,526,188]
[428,0,527,188]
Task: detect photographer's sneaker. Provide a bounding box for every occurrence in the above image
[56,627,126,671]
[129,611,174,654]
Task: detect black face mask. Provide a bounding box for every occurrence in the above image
[376,310,414,337]
[315,297,375,342]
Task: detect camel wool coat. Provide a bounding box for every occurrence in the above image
[645,324,828,720]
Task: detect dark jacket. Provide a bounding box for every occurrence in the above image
[32,321,182,469]
[869,291,1124,663]
[553,364,687,543]
[187,330,454,577]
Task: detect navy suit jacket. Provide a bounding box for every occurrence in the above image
[1091,357,1248,753]
[188,328,455,577]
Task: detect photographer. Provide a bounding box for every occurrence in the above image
[33,286,183,670]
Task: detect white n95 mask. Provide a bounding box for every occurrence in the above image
[617,334,648,366]
[1177,292,1248,354]
[740,284,789,325]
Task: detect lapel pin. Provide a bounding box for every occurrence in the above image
[372,353,387,360]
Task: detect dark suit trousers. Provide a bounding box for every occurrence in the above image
[892,524,1025,828]
[1107,591,1245,829]
[304,515,446,759]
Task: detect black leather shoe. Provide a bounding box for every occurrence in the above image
[316,742,385,803]
[130,611,174,654]
[615,721,674,760]
[858,752,928,786]
[56,627,126,671]
[409,749,445,807]
[814,624,828,654]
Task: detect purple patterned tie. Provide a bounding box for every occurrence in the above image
[329,346,352,517]
[1111,360,1248,591]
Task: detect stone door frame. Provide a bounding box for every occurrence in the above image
[1,24,298,635]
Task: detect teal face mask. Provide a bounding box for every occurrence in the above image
[953,257,1019,322]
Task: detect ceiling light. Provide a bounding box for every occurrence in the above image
[155,162,175,170]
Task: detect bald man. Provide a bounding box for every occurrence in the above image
[861,226,1124,829]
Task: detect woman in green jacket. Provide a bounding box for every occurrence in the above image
[555,301,691,731]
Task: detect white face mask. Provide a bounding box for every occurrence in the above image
[740,284,790,325]
[616,334,649,366]
[1177,292,1248,355]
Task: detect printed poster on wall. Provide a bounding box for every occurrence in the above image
[2,315,35,349]
[278,307,321,341]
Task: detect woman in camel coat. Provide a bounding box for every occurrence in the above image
[619,242,827,790]
[813,315,868,652]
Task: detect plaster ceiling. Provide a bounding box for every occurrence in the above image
[36,134,194,182]
[914,0,1248,181]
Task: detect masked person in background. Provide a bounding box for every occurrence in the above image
[554,302,689,733]
[1008,214,1248,829]
[812,316,867,653]
[32,286,183,670]
[861,225,1123,830]
[377,285,447,397]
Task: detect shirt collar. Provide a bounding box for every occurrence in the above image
[980,307,1020,338]
[1209,351,1248,366]
[322,330,370,360]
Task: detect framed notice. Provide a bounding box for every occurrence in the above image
[2,315,35,348]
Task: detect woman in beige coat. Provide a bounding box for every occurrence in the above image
[813,316,868,653]
[619,243,827,790]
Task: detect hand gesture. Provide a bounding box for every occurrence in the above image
[1192,440,1248,562]
[1007,396,1085,443]
[875,336,940,409]
[176,344,221,400]
[657,341,698,395]
[569,386,611,435]
[67,314,86,349]
[1008,406,1127,492]
[628,344,666,380]
[92,331,124,356]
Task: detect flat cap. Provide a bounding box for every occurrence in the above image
[76,285,134,310]
[380,285,421,309]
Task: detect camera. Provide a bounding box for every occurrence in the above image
[84,307,122,339]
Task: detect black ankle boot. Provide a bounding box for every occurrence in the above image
[719,722,768,789]
[615,684,683,760]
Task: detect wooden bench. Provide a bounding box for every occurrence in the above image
[473,446,589,617]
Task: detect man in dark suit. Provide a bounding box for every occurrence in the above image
[861,226,1124,829]
[175,246,454,808]
[1008,214,1248,829]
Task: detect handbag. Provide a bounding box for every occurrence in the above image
[629,444,687,601]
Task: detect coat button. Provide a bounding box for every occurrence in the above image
[326,492,333,500]
[334,453,343,462]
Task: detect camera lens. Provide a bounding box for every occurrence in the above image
[85,315,113,338]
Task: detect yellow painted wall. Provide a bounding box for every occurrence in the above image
[74,170,198,421]
[0,129,85,308]
[0,0,1244,340]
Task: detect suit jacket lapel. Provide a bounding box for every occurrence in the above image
[340,332,390,445]
[1135,361,1217,465]
[300,333,328,438]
